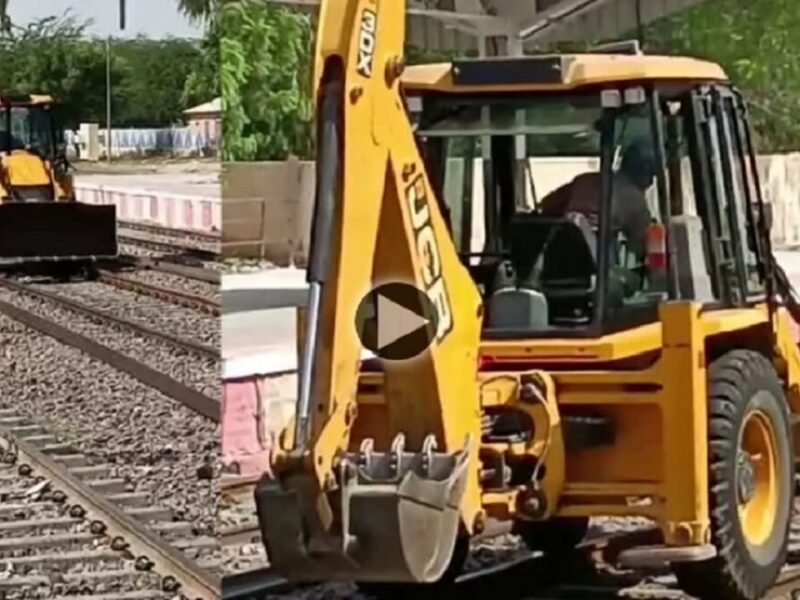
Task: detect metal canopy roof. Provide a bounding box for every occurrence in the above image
[407,0,709,50]
[267,0,708,53]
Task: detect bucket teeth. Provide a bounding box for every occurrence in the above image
[358,438,374,469]
[390,433,406,475]
[255,435,474,584]
[422,434,438,476]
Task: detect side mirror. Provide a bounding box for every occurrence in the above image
[762,203,773,231]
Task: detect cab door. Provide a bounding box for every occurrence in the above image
[686,85,767,307]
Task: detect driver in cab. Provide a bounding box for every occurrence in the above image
[537,141,657,261]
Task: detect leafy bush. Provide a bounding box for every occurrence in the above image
[0,12,210,130]
[643,0,800,152]
[220,1,313,161]
[0,15,112,129]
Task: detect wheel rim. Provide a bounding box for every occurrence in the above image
[737,409,779,547]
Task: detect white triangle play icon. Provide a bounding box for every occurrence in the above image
[377,293,429,350]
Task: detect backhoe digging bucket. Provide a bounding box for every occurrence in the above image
[0,203,117,263]
[256,434,472,584]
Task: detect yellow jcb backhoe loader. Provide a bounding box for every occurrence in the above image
[255,2,800,599]
[0,93,117,276]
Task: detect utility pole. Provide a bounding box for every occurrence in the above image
[106,1,126,163]
[105,35,112,163]
[0,0,11,36]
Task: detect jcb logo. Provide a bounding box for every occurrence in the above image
[406,174,454,343]
[356,8,377,78]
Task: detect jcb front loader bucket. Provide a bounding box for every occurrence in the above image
[0,202,117,263]
[255,434,472,584]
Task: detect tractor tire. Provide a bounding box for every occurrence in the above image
[673,350,793,600]
[517,517,590,555]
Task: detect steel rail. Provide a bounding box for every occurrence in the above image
[98,270,221,316]
[222,567,293,600]
[134,257,220,284]
[217,526,800,599]
[0,426,221,600]
[219,527,664,600]
[108,255,221,284]
[117,220,220,244]
[117,234,219,262]
[0,297,219,422]
[0,278,218,360]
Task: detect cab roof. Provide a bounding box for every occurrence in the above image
[0,93,55,106]
[401,53,728,93]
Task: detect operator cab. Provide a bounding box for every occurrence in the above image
[405,48,769,339]
[0,94,64,161]
[0,94,70,202]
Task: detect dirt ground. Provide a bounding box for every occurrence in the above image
[73,157,220,198]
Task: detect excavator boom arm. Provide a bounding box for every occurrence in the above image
[257,0,485,584]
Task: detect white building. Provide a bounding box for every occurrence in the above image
[184,97,221,142]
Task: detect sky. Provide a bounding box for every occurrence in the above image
[10,0,205,39]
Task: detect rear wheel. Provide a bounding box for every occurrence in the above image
[674,350,793,600]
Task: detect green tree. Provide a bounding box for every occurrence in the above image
[220,1,313,161]
[183,14,220,109]
[115,37,203,127]
[0,14,115,128]
[0,13,209,130]
[176,0,217,22]
[643,0,800,152]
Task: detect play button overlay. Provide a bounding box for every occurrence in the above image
[355,282,439,361]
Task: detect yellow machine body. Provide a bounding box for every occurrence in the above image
[256,1,800,596]
[0,94,116,265]
[353,304,800,541]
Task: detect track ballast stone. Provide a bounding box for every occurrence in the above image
[0,314,219,538]
[0,287,219,399]
[115,269,220,303]
[31,280,219,350]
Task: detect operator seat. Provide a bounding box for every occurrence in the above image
[486,214,597,333]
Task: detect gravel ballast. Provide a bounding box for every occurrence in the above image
[111,269,220,303]
[0,313,220,536]
[0,287,219,399]
[117,227,220,254]
[32,280,219,350]
[120,244,222,272]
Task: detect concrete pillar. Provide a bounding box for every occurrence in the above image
[79,123,100,162]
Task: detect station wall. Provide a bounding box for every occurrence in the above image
[222,152,800,265]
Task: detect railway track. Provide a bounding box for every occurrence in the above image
[97,270,220,316]
[118,236,219,263]
[0,277,217,361]
[117,221,220,265]
[0,411,220,600]
[117,221,220,247]
[0,279,218,421]
[114,256,221,285]
[219,475,800,600]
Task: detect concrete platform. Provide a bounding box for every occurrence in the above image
[74,172,221,233]
[76,173,219,198]
[221,268,307,380]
